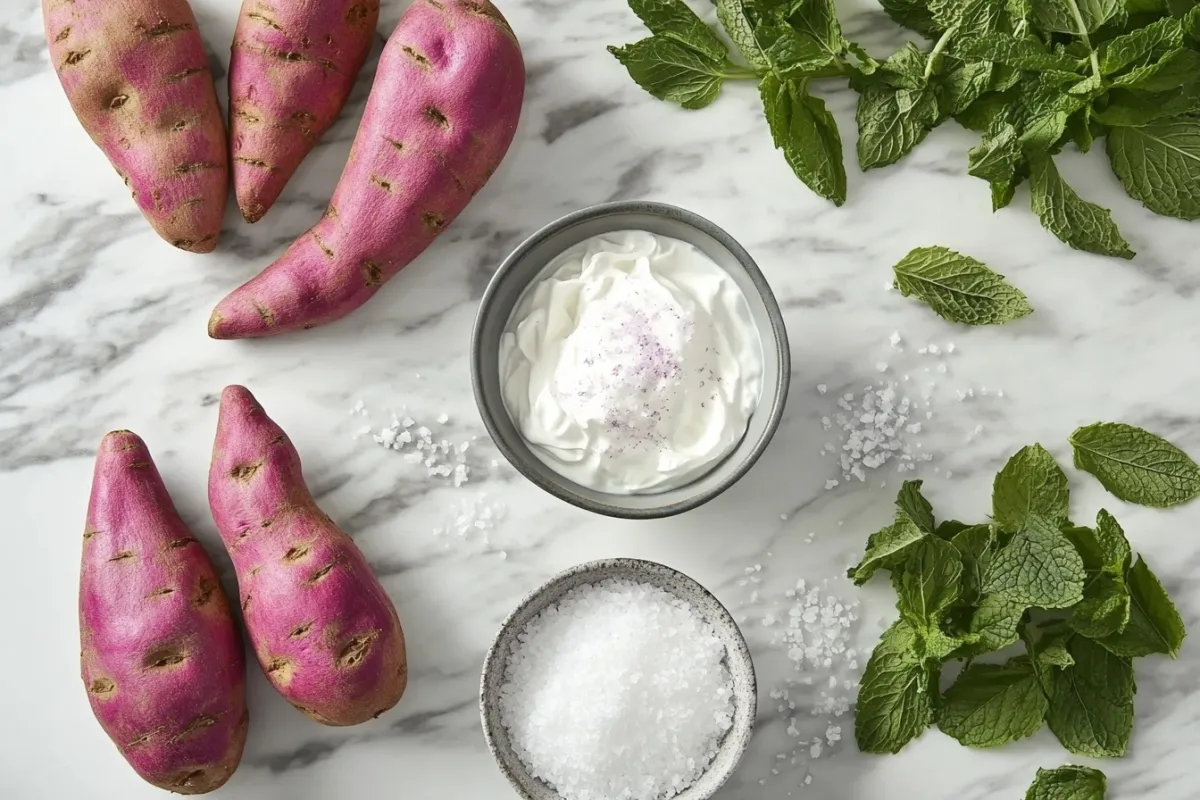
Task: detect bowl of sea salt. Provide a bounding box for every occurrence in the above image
[480,558,756,800]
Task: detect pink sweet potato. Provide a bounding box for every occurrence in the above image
[208,0,525,338]
[208,386,407,726]
[81,431,247,794]
[229,0,380,223]
[43,0,228,252]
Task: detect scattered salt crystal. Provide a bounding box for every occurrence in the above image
[816,384,827,395]
[824,479,839,490]
[499,580,734,800]
[437,412,450,424]
[875,362,888,373]
[889,331,902,347]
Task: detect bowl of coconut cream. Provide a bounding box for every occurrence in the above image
[471,201,789,519]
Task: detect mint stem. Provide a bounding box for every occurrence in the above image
[924,25,958,81]
[721,62,763,79]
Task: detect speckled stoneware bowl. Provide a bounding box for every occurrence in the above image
[479,558,757,800]
[470,200,790,519]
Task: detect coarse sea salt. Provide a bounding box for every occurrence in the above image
[499,579,735,800]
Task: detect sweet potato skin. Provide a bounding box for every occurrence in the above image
[229,0,381,223]
[81,431,247,794]
[43,0,228,253]
[208,0,525,338]
[208,386,407,726]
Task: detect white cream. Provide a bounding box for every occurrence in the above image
[499,230,764,494]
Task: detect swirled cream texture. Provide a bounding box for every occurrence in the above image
[499,230,764,494]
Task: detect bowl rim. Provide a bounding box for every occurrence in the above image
[470,200,791,520]
[478,557,758,800]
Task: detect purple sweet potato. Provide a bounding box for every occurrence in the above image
[43,0,228,252]
[229,0,380,223]
[81,431,247,794]
[208,0,525,338]
[208,386,407,726]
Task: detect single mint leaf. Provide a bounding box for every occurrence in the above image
[950,0,1011,36]
[1099,15,1183,75]
[1045,635,1135,758]
[608,38,726,109]
[967,122,1024,211]
[789,0,845,62]
[857,83,940,169]
[880,0,940,36]
[1069,421,1200,507]
[893,536,964,633]
[982,513,1086,609]
[847,516,928,584]
[969,593,1027,651]
[939,658,1048,747]
[896,479,936,533]
[1093,510,1132,572]
[1029,155,1135,259]
[1107,117,1200,220]
[1070,573,1131,639]
[1098,556,1186,657]
[1111,49,1200,93]
[937,60,993,117]
[880,42,930,89]
[1024,766,1108,800]
[892,245,1033,326]
[855,620,938,754]
[1064,106,1095,154]
[936,519,972,540]
[956,87,1017,132]
[956,33,1085,72]
[628,0,729,62]
[1031,0,1122,34]
[760,74,847,204]
[952,524,998,604]
[992,443,1070,534]
[1094,86,1200,127]
[716,0,769,69]
[1024,622,1076,689]
[767,28,840,76]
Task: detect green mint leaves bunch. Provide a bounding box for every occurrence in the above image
[848,428,1189,756]
[609,0,1200,259]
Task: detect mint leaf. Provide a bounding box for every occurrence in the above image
[848,515,927,585]
[857,83,940,169]
[628,0,730,62]
[1099,15,1183,74]
[938,60,994,116]
[880,0,940,37]
[982,513,1086,609]
[951,524,998,604]
[1045,635,1135,757]
[788,0,845,63]
[767,28,840,75]
[1032,0,1123,34]
[1107,117,1200,220]
[893,536,963,632]
[760,73,848,204]
[1069,421,1200,507]
[896,479,936,533]
[1093,510,1133,572]
[969,593,1028,650]
[967,122,1024,210]
[992,443,1070,534]
[1020,80,1089,155]
[1098,556,1186,657]
[608,38,728,109]
[1029,155,1135,259]
[1070,573,1131,639]
[939,658,1048,747]
[716,0,769,69]
[1111,48,1200,93]
[1094,86,1200,127]
[892,246,1033,326]
[1024,765,1107,800]
[956,33,1085,72]
[855,619,938,754]
[936,519,972,540]
[879,42,930,88]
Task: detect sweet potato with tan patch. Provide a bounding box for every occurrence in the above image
[43,0,228,252]
[229,0,380,223]
[208,386,407,726]
[81,431,247,794]
[208,0,524,338]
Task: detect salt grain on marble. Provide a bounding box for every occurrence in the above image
[499,579,734,800]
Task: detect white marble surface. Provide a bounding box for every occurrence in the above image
[3,0,1199,797]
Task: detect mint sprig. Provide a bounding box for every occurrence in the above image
[849,441,1187,757]
[1024,765,1107,800]
[608,0,1200,260]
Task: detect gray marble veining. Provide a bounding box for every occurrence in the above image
[3,0,1199,797]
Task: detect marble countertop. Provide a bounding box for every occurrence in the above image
[3,0,1199,797]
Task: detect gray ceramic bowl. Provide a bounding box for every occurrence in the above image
[471,201,790,519]
[480,558,757,800]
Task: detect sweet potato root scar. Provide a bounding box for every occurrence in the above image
[246,12,282,30]
[336,632,378,668]
[126,727,164,749]
[312,231,334,258]
[424,106,449,128]
[289,621,314,639]
[143,646,186,670]
[254,304,277,327]
[400,44,431,69]
[370,174,395,193]
[108,551,135,562]
[89,677,116,696]
[363,260,383,286]
[165,66,206,83]
[229,461,262,482]
[422,212,446,230]
[266,657,295,685]
[171,714,219,742]
[139,19,194,38]
[234,156,275,171]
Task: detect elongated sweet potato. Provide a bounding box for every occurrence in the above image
[43,0,228,252]
[81,431,247,794]
[229,0,380,223]
[208,386,407,725]
[208,0,524,338]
